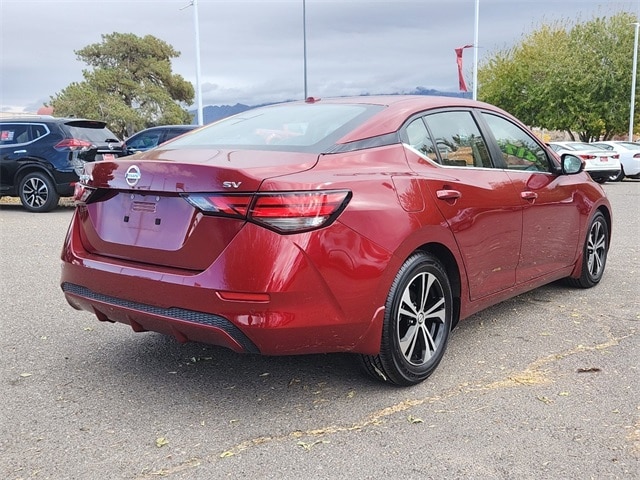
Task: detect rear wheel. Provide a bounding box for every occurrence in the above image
[565,211,608,288]
[19,172,59,212]
[360,252,453,386]
[609,168,625,182]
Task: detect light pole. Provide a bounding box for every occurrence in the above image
[472,0,479,101]
[303,0,308,99]
[182,0,204,126]
[629,22,639,141]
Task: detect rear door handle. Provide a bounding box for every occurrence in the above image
[436,189,462,201]
[13,149,27,154]
[521,191,538,201]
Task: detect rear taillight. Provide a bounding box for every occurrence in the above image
[73,182,95,204]
[183,190,351,234]
[55,138,92,151]
[611,154,620,159]
[578,154,597,160]
[634,153,640,158]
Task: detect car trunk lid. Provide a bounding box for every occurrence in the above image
[75,149,318,270]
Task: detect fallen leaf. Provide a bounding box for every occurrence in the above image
[220,451,234,458]
[155,437,169,448]
[537,396,553,404]
[558,391,570,396]
[408,415,424,424]
[20,373,32,378]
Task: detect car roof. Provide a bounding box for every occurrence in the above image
[0,116,100,124]
[281,95,508,143]
[139,125,197,130]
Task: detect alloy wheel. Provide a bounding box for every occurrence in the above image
[396,271,447,366]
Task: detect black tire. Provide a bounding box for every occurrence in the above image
[360,252,453,386]
[19,172,59,212]
[609,168,625,182]
[593,177,607,184]
[565,211,609,288]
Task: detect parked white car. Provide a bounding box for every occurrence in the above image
[590,141,640,181]
[548,142,621,183]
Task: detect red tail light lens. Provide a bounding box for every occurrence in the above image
[183,190,351,234]
[578,154,596,160]
[183,194,252,217]
[250,191,351,232]
[55,138,92,151]
[73,182,95,204]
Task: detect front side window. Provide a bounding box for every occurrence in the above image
[423,111,493,168]
[481,113,549,172]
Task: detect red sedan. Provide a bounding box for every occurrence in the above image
[61,96,611,386]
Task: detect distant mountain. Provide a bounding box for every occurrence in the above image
[190,103,253,125]
[190,89,471,124]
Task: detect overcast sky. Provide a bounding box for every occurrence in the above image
[1,0,639,112]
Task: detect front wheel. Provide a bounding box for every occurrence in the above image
[360,252,453,386]
[19,172,59,212]
[565,211,609,288]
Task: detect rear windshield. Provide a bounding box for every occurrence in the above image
[617,142,640,150]
[169,103,383,152]
[64,122,120,143]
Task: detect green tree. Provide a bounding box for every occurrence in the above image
[478,12,638,141]
[49,33,194,139]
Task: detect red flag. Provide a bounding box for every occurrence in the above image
[455,44,473,92]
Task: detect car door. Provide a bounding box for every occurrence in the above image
[403,110,523,301]
[0,123,32,192]
[479,112,581,283]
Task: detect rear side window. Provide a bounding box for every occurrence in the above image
[423,111,493,168]
[405,118,438,162]
[128,131,162,149]
[0,123,30,145]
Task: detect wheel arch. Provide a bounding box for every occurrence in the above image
[15,162,57,189]
[597,205,612,244]
[568,204,612,280]
[417,242,462,329]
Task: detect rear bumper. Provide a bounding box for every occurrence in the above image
[60,211,389,355]
[62,282,259,353]
[52,170,79,196]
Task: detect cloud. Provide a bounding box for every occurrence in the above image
[1,0,638,112]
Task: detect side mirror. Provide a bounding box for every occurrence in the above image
[561,154,584,175]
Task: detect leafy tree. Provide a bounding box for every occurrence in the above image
[49,33,194,138]
[479,12,638,141]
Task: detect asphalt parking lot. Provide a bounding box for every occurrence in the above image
[1,180,638,480]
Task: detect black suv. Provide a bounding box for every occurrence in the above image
[121,124,197,156]
[0,116,122,212]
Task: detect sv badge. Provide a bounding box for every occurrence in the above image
[222,181,242,189]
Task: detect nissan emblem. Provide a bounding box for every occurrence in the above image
[125,165,141,187]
